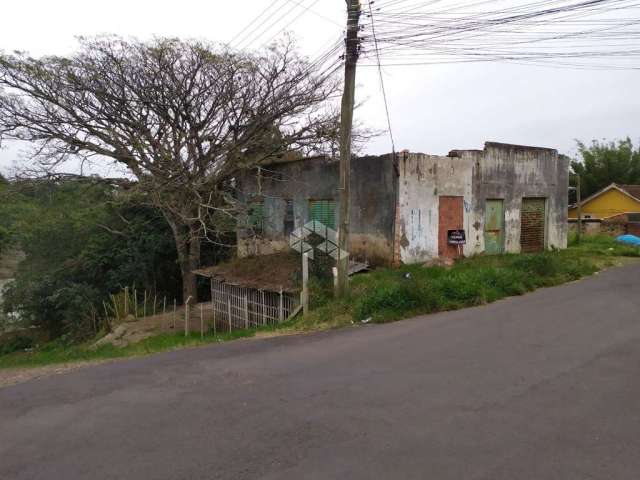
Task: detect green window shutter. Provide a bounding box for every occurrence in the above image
[248,202,264,233]
[309,200,336,229]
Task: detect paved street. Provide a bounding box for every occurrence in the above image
[1,263,640,479]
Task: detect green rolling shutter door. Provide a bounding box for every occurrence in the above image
[309,200,336,229]
[248,202,264,232]
[521,198,546,252]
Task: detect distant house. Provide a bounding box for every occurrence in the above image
[236,141,569,266]
[569,183,640,236]
[569,183,640,220]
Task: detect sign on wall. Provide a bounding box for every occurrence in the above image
[447,229,466,245]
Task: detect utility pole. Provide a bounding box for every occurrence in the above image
[337,0,361,296]
[576,174,582,244]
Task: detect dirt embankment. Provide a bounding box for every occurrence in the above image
[0,360,114,388]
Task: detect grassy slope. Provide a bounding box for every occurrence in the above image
[291,235,640,330]
[2,235,638,369]
[0,329,261,369]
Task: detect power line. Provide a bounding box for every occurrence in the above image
[260,0,325,47]
[229,0,285,46]
[281,0,344,27]
[358,0,640,70]
[368,1,396,155]
[235,1,294,48]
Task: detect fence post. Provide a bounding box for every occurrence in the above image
[184,296,192,337]
[302,252,309,316]
[162,296,167,330]
[134,289,138,319]
[279,287,284,322]
[153,293,157,316]
[243,293,249,329]
[110,294,119,322]
[227,298,232,333]
[124,286,129,317]
[173,298,177,329]
[211,282,216,336]
[103,301,110,331]
[200,303,204,339]
[211,300,216,337]
[143,290,147,318]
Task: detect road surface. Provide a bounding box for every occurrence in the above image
[1,263,640,479]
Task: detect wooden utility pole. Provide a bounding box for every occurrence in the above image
[576,174,582,244]
[337,0,361,296]
[302,252,310,315]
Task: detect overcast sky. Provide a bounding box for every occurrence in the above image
[1,0,638,175]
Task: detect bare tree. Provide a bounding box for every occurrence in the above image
[0,36,340,301]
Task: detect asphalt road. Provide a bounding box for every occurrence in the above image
[2,263,640,480]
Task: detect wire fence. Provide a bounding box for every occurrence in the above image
[210,280,299,332]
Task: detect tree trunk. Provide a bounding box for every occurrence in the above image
[181,261,198,304]
[168,219,201,304]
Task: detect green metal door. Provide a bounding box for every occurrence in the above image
[484,199,504,254]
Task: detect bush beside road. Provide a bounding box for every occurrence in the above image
[1,235,637,373]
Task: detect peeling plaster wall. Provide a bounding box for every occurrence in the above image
[235,142,568,266]
[397,154,474,263]
[398,143,568,263]
[236,155,397,266]
[465,143,568,254]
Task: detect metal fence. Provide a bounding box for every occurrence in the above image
[210,280,299,331]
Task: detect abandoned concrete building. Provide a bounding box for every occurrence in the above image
[236,141,569,266]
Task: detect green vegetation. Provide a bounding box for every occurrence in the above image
[0,178,183,340]
[571,138,640,199]
[1,235,637,370]
[294,235,639,330]
[0,329,261,369]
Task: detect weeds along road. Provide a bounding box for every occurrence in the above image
[1,262,640,480]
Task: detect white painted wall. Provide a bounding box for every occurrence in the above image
[397,154,475,263]
[397,145,568,264]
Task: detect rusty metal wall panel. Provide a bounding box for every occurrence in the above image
[521,198,546,252]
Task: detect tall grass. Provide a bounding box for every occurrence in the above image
[0,329,261,369]
[3,236,637,368]
[298,238,639,328]
[568,233,640,257]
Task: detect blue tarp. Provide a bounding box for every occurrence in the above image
[616,234,640,246]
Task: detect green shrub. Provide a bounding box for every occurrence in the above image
[0,335,34,355]
[511,253,560,277]
[331,248,611,324]
[354,282,420,320]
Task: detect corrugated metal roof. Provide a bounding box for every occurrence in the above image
[618,184,640,201]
